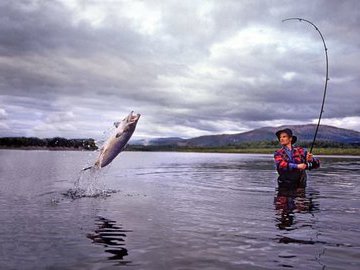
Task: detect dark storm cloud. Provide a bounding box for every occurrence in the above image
[0,0,359,138]
[0,1,153,96]
[0,1,145,57]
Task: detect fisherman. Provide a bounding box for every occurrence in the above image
[274,128,320,190]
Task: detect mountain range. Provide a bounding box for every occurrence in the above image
[132,124,360,147]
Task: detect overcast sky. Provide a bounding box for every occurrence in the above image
[0,0,359,140]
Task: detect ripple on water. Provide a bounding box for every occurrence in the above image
[62,188,119,199]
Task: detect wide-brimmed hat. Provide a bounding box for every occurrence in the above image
[275,128,297,144]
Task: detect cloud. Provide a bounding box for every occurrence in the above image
[318,117,360,132]
[0,0,359,139]
[0,108,8,119]
[45,111,75,123]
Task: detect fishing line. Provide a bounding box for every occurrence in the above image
[282,18,329,152]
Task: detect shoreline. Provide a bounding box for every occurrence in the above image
[0,146,96,151]
[1,146,359,156]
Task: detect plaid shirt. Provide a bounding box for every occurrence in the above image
[274,146,320,188]
[274,146,320,172]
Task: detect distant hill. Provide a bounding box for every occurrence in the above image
[2,125,358,151]
[132,137,186,146]
[131,124,360,147]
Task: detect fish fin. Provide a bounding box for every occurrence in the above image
[95,160,101,168]
[114,121,120,128]
[82,166,93,171]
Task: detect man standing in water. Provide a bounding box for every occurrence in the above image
[274,128,320,190]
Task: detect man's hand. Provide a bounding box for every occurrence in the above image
[306,152,313,162]
[297,163,307,170]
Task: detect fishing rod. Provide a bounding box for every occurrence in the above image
[282,18,329,153]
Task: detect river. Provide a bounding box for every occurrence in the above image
[0,150,359,269]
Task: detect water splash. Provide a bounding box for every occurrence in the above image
[62,167,119,199]
[61,125,124,200]
[61,124,122,199]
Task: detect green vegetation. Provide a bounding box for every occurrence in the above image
[127,140,360,156]
[1,137,359,155]
[309,148,360,156]
[127,146,360,155]
[0,137,97,151]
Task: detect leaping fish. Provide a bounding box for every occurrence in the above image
[83,111,141,170]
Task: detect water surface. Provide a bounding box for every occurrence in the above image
[0,150,359,269]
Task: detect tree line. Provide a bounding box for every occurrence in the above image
[127,140,359,151]
[223,140,360,149]
[1,137,358,151]
[0,137,97,150]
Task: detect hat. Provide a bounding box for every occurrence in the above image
[275,128,297,144]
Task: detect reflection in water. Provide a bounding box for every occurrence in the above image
[87,216,132,265]
[274,188,324,268]
[274,188,319,232]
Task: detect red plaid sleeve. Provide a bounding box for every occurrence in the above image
[274,149,289,172]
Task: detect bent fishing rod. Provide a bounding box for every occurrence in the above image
[282,18,329,153]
